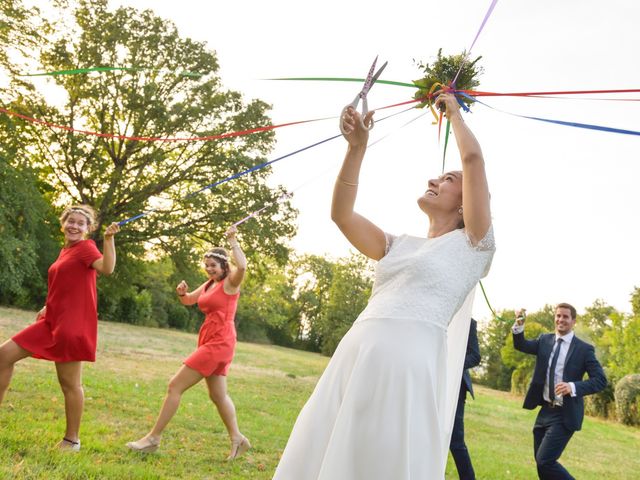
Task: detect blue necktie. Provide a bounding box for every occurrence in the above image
[548,338,563,403]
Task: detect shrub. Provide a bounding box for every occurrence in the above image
[116,290,153,327]
[614,374,640,426]
[510,367,533,396]
[166,302,193,331]
[235,316,271,344]
[585,369,616,419]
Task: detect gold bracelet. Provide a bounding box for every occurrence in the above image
[338,177,359,187]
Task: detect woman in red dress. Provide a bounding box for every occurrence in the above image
[0,204,119,451]
[127,225,249,459]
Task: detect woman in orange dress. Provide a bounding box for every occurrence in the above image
[127,225,249,459]
[0,204,120,451]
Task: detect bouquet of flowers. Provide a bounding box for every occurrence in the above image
[413,49,483,111]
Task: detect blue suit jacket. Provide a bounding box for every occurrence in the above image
[513,331,607,431]
[461,319,481,399]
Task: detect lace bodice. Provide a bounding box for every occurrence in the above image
[356,227,495,329]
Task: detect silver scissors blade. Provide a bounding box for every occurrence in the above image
[360,58,387,97]
[340,57,388,135]
[358,56,378,95]
[370,61,388,87]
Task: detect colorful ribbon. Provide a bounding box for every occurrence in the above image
[20,67,204,77]
[120,107,416,226]
[451,0,500,88]
[0,106,334,142]
[228,108,427,228]
[0,97,423,144]
[465,88,640,98]
[232,192,293,227]
[5,85,635,153]
[441,120,451,174]
[427,82,447,123]
[456,91,640,137]
[479,280,507,322]
[117,134,341,225]
[268,77,415,88]
[270,78,640,100]
[268,79,640,140]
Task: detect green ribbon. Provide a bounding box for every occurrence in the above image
[20,67,203,77]
[267,77,416,88]
[479,280,506,322]
[441,119,451,174]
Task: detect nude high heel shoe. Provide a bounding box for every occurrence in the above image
[227,435,251,460]
[126,435,160,453]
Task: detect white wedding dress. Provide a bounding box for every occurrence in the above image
[273,227,495,480]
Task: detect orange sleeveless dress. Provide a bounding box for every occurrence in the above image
[183,278,240,377]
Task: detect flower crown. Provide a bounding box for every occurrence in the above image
[67,207,93,223]
[204,252,228,262]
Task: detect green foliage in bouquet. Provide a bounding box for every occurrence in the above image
[413,49,484,110]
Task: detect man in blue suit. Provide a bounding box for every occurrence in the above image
[512,303,607,480]
[449,318,481,480]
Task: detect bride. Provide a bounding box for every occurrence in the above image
[273,93,495,479]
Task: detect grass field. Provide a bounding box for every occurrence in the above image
[1,306,638,479]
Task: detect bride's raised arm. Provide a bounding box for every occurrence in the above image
[331,107,387,260]
[436,93,491,245]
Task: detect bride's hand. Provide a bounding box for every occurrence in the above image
[341,107,374,147]
[435,93,461,120]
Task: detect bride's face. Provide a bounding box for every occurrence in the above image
[417,171,463,215]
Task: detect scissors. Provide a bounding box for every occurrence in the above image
[340,56,388,135]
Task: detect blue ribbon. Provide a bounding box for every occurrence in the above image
[118,107,416,226]
[456,91,640,137]
[118,135,341,226]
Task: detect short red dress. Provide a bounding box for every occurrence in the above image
[13,240,102,362]
[183,278,240,377]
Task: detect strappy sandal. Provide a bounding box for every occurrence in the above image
[227,435,251,460]
[126,435,160,453]
[57,437,81,452]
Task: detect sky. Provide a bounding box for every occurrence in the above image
[30,1,640,321]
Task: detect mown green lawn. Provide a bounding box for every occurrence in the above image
[1,306,638,479]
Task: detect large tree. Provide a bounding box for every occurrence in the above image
[0,1,58,307]
[318,253,373,356]
[289,254,336,351]
[0,157,58,307]
[0,0,41,72]
[477,312,514,391]
[6,0,295,262]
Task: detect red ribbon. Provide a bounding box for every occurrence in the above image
[463,88,640,97]
[2,87,639,143]
[0,107,332,142]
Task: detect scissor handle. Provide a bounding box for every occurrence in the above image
[365,116,375,131]
[339,98,374,136]
[361,97,374,131]
[340,98,358,135]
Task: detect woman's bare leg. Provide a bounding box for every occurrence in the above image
[0,339,31,404]
[55,361,84,443]
[206,374,249,458]
[151,365,202,436]
[128,365,203,450]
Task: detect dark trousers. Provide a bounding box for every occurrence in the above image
[533,405,575,480]
[450,387,475,480]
